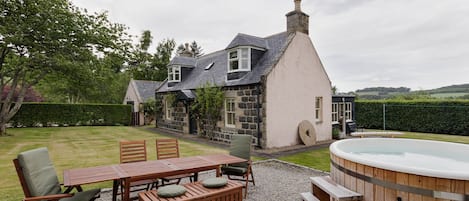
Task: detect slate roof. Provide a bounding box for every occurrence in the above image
[133,80,162,102]
[158,32,294,93]
[168,56,197,67]
[225,33,268,50]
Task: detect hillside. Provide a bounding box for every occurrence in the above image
[354,84,469,99]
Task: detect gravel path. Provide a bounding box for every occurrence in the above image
[97,159,327,201]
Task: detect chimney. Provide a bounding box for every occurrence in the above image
[179,43,194,57]
[286,0,309,35]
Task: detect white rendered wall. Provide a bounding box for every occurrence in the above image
[264,32,332,148]
[123,81,141,112]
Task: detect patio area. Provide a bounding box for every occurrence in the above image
[96,159,327,201]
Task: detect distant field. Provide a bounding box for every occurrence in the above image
[430,92,469,98]
[355,91,379,96]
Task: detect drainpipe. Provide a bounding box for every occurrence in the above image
[256,85,262,148]
[341,97,346,138]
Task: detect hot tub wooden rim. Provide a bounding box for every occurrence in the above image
[329,138,469,180]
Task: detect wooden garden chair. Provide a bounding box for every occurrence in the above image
[156,138,195,185]
[221,134,255,198]
[114,140,158,201]
[13,147,100,201]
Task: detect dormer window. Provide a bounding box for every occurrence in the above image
[228,47,251,73]
[168,65,181,82]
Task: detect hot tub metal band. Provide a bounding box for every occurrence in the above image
[330,160,469,201]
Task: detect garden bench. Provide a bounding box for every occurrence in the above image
[301,176,362,201]
[138,180,243,201]
[350,131,403,138]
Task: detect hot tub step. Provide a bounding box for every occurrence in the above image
[300,192,320,201]
[310,176,363,201]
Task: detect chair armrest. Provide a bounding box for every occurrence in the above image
[23,193,73,201]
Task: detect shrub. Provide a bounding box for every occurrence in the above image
[9,103,131,127]
[355,100,469,135]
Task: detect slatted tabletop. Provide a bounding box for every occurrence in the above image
[138,180,244,201]
[63,165,126,187]
[63,154,247,201]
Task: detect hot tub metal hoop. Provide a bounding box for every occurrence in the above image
[331,159,469,201]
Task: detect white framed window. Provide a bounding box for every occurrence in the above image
[228,47,251,73]
[332,103,338,123]
[315,97,323,122]
[225,98,236,127]
[165,99,172,120]
[168,65,181,82]
[345,102,352,121]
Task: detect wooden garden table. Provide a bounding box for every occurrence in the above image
[63,154,246,201]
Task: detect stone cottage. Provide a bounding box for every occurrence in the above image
[156,0,332,149]
[124,79,162,125]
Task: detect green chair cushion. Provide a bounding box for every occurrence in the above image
[17,147,62,197]
[60,188,100,201]
[157,185,186,198]
[221,165,247,176]
[202,177,227,188]
[229,135,252,161]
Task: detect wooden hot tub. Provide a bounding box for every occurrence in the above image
[329,138,469,201]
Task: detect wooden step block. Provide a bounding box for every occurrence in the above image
[311,176,363,201]
[300,192,320,201]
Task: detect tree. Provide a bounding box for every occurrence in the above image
[191,82,224,138]
[0,0,130,135]
[143,98,156,125]
[1,85,43,102]
[129,31,175,81]
[332,86,338,95]
[151,39,176,81]
[176,41,204,57]
[36,53,131,104]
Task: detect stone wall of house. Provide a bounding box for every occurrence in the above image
[211,85,263,146]
[156,85,264,147]
[156,93,189,133]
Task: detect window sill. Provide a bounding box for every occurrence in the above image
[227,69,250,73]
[225,124,236,128]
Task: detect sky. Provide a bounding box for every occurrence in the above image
[71,0,469,92]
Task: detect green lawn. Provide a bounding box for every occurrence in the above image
[3,127,469,201]
[0,126,228,201]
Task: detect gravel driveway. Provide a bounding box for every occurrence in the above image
[97,159,328,201]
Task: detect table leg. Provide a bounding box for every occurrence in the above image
[123,178,130,201]
[75,185,83,192]
[112,179,119,201]
[194,172,199,181]
[216,167,221,177]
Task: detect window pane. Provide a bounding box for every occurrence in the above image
[229,51,238,59]
[241,59,248,69]
[241,48,248,58]
[230,60,239,70]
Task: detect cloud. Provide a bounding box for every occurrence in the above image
[71,0,469,92]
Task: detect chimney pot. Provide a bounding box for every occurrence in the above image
[286,0,309,35]
[295,0,301,11]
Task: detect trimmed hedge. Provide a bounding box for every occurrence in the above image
[355,100,469,135]
[9,103,131,127]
